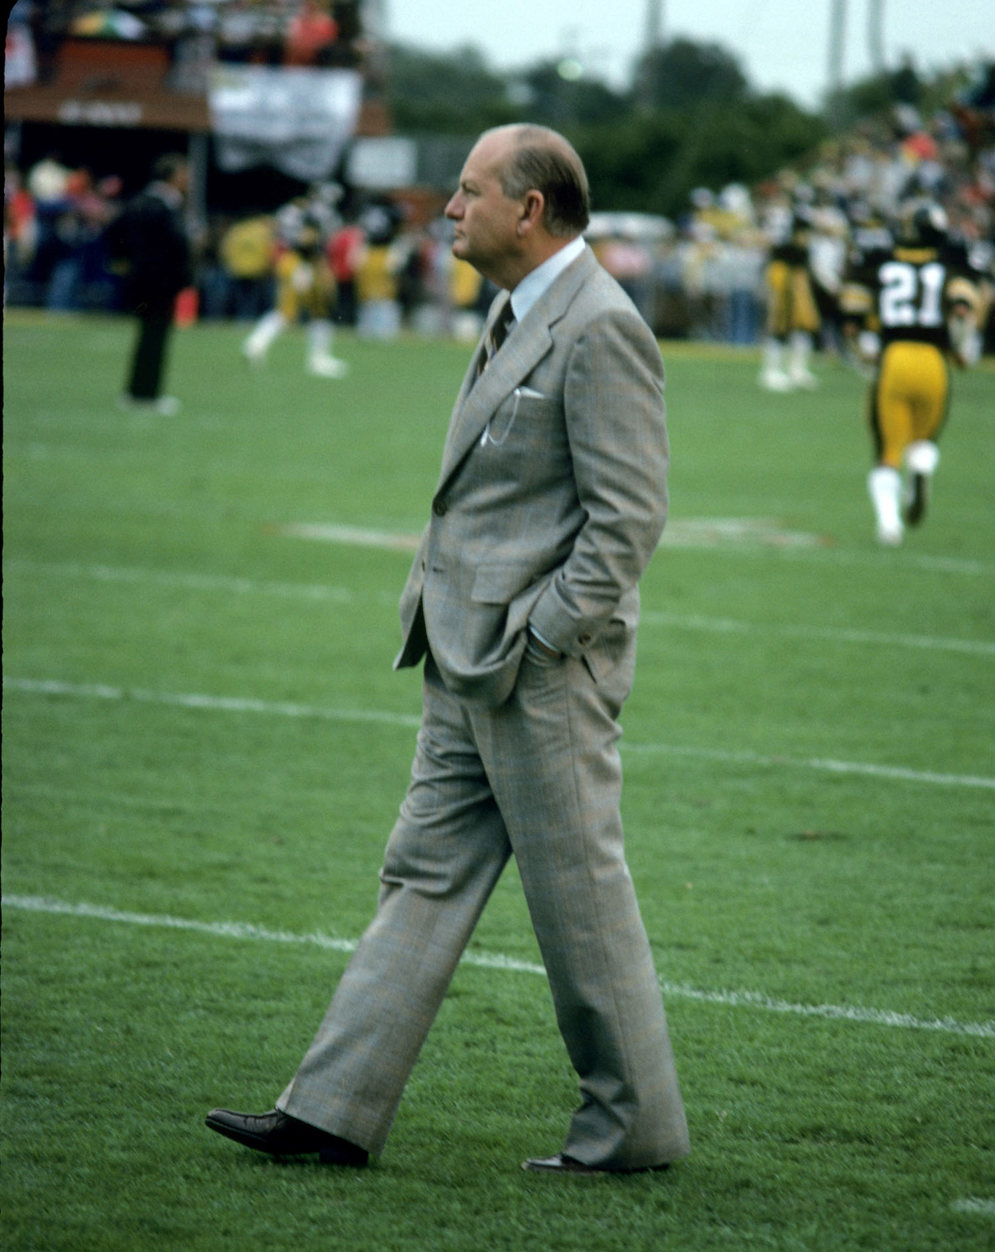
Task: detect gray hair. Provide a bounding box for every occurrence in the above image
[493,125,590,238]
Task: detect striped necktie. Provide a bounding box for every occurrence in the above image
[477,301,514,379]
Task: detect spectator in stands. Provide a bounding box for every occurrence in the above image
[46,167,119,312]
[706,225,765,346]
[25,150,70,295]
[284,0,338,66]
[216,0,257,63]
[4,163,38,304]
[597,231,655,327]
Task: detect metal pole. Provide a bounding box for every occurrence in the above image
[186,130,209,245]
[639,0,665,112]
[645,0,665,50]
[867,0,885,75]
[828,0,847,96]
[827,0,847,122]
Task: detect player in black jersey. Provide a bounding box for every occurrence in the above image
[840,200,987,546]
[758,203,822,391]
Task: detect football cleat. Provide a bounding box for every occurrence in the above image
[307,355,350,378]
[787,367,818,389]
[904,474,930,527]
[758,369,793,392]
[868,466,903,546]
[903,441,940,527]
[876,520,903,547]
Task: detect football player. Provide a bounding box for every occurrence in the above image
[839,199,987,546]
[757,190,822,391]
[242,187,348,378]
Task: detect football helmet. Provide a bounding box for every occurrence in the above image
[898,199,948,246]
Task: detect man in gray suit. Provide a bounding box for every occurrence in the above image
[207,124,690,1174]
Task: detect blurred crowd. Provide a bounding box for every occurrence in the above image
[5,63,994,353]
[5,0,365,91]
[4,155,126,313]
[611,68,995,351]
[2,152,502,339]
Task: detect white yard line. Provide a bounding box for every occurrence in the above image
[3,676,421,730]
[622,739,995,790]
[5,675,993,789]
[950,1199,995,1216]
[7,558,994,656]
[5,893,993,1040]
[640,610,995,657]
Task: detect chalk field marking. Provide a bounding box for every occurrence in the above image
[7,559,994,658]
[622,739,995,791]
[3,676,421,731]
[640,610,995,658]
[272,519,993,577]
[5,894,993,1041]
[660,517,829,548]
[272,519,835,552]
[276,523,421,551]
[5,676,993,790]
[3,559,374,606]
[950,1198,995,1217]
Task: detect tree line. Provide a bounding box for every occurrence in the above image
[385,36,964,218]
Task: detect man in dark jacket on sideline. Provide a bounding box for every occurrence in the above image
[113,154,192,415]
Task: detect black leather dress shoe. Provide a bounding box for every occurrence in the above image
[205,1108,368,1166]
[522,1152,670,1175]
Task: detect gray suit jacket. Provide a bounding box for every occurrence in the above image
[395,245,668,707]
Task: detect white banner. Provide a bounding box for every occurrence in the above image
[346,137,418,189]
[208,65,362,182]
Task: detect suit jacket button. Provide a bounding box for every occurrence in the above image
[578,632,593,646]
[432,498,447,516]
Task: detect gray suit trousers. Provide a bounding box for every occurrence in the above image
[279,641,689,1168]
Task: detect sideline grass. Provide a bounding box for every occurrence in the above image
[2,312,994,1250]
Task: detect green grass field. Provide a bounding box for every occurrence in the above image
[2,311,993,1251]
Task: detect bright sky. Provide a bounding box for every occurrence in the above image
[385,0,994,109]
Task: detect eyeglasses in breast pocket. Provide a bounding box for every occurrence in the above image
[480,387,547,448]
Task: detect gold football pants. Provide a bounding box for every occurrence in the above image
[870,340,949,468]
[765,259,820,337]
[275,253,336,323]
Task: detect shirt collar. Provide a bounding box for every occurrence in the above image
[508,235,586,323]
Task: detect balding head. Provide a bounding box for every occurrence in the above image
[486,125,590,238]
[446,124,590,289]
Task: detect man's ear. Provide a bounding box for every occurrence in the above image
[518,190,545,235]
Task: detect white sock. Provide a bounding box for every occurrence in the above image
[788,331,816,381]
[762,339,784,375]
[868,466,903,545]
[246,310,286,354]
[307,319,334,362]
[905,440,940,477]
